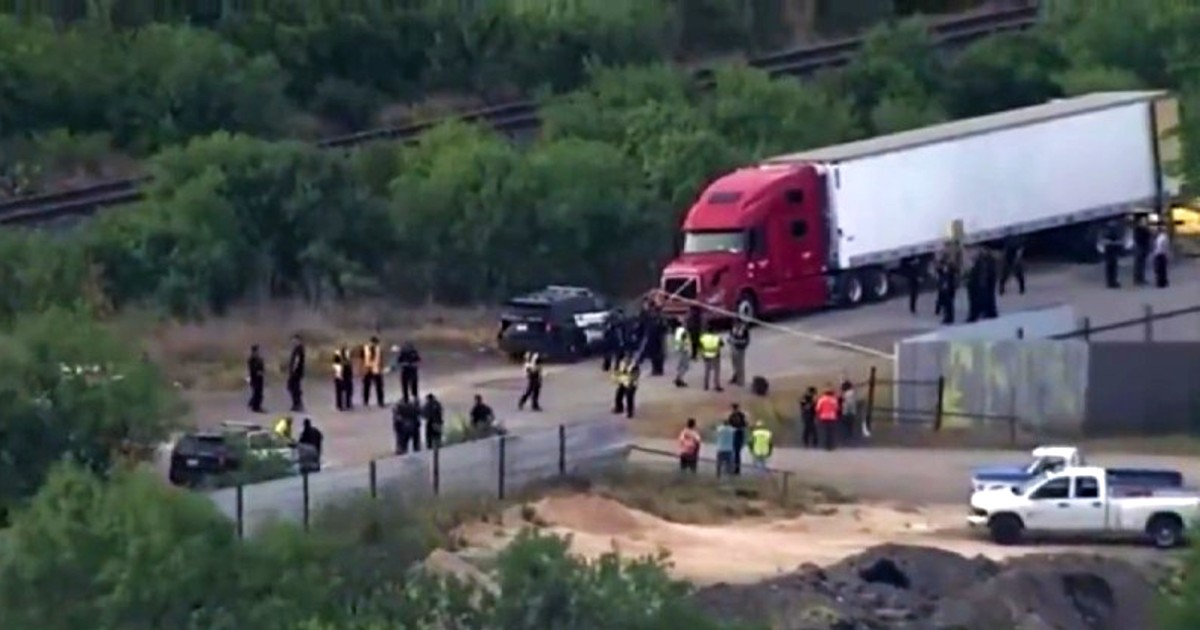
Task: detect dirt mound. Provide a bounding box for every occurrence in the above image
[531,495,646,536]
[693,545,1161,630]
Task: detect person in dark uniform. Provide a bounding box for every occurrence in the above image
[685,305,703,360]
[247,345,265,413]
[965,249,984,323]
[1131,216,1152,286]
[726,403,748,475]
[1102,219,1124,288]
[517,352,543,411]
[934,256,958,325]
[421,393,444,450]
[979,247,1000,319]
[339,345,354,410]
[395,341,421,403]
[999,235,1025,295]
[624,310,645,366]
[469,394,495,429]
[392,398,421,454]
[799,387,818,448]
[287,334,305,412]
[601,310,625,372]
[900,257,922,314]
[331,350,347,411]
[645,305,666,376]
[297,418,324,459]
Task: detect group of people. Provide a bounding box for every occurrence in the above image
[271,414,325,461]
[1104,216,1172,289]
[245,336,425,415]
[901,238,1018,326]
[389,392,500,455]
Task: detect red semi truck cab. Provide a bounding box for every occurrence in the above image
[659,163,833,321]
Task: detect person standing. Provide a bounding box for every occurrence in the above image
[1102,219,1124,289]
[900,257,922,314]
[601,311,625,372]
[421,393,444,450]
[749,420,773,472]
[339,345,355,411]
[715,419,735,476]
[699,327,724,392]
[839,379,859,440]
[362,336,385,408]
[686,305,703,360]
[979,248,1000,320]
[677,418,702,473]
[965,249,984,323]
[396,342,421,403]
[287,334,306,412]
[646,305,667,377]
[815,386,840,451]
[672,320,691,388]
[517,351,543,411]
[800,387,818,448]
[1153,224,1171,288]
[727,403,748,475]
[615,358,639,418]
[727,319,750,387]
[1132,216,1152,286]
[246,344,265,413]
[392,398,420,454]
[999,235,1026,295]
[934,257,958,325]
[297,418,324,460]
[331,350,347,411]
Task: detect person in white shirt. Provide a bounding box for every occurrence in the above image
[1152,225,1171,288]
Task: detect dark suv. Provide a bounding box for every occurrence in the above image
[496,285,614,361]
[168,422,320,488]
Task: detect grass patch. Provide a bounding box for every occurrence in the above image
[110,301,499,390]
[582,463,852,525]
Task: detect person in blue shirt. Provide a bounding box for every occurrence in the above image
[715,419,736,477]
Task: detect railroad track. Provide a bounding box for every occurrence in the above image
[0,4,1038,226]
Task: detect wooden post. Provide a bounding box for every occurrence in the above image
[558,425,566,476]
[302,472,311,532]
[433,444,441,496]
[369,460,378,499]
[865,366,877,430]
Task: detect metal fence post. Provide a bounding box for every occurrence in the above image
[557,424,566,476]
[865,366,877,430]
[235,484,245,540]
[1008,384,1019,447]
[1081,316,1091,341]
[933,376,946,431]
[369,460,378,499]
[302,471,311,532]
[433,444,441,496]
[1016,327,1025,339]
[1143,304,1154,341]
[498,435,507,500]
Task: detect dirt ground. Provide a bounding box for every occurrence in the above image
[455,492,1164,585]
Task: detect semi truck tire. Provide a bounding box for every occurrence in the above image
[1147,513,1184,549]
[988,513,1024,545]
[735,291,758,323]
[836,273,864,307]
[862,267,890,302]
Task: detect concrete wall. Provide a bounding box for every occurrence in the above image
[208,418,631,535]
[895,339,1090,435]
[899,304,1079,344]
[1085,342,1200,436]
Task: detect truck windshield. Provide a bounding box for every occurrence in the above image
[683,230,746,254]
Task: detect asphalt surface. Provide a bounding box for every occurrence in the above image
[187,258,1200,474]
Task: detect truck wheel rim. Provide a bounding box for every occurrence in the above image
[874,273,889,298]
[1156,527,1176,546]
[848,280,862,303]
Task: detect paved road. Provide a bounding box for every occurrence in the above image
[633,439,1200,504]
[187,259,1200,468]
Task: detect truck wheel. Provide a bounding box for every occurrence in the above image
[837,274,864,307]
[735,291,758,323]
[988,514,1024,545]
[862,268,890,302]
[1148,514,1184,549]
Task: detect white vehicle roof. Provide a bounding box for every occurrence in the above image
[1031,446,1079,459]
[1044,465,1107,479]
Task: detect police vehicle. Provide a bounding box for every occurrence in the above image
[496,285,615,361]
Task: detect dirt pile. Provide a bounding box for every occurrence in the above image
[693,544,1160,630]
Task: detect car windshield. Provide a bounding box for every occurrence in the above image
[1016,474,1050,495]
[1026,456,1067,476]
[683,230,746,255]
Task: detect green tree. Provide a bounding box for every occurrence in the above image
[834,17,945,133]
[0,310,178,518]
[942,32,1067,118]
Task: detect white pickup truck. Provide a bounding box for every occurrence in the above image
[967,466,1200,548]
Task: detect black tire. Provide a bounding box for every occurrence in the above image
[735,291,758,323]
[988,513,1024,546]
[837,273,864,307]
[1148,514,1184,549]
[862,267,890,302]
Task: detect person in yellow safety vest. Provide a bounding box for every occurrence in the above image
[518,352,543,411]
[672,320,691,388]
[699,327,724,392]
[332,350,347,411]
[611,357,639,418]
[362,336,385,408]
[273,415,293,442]
[749,420,773,472]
